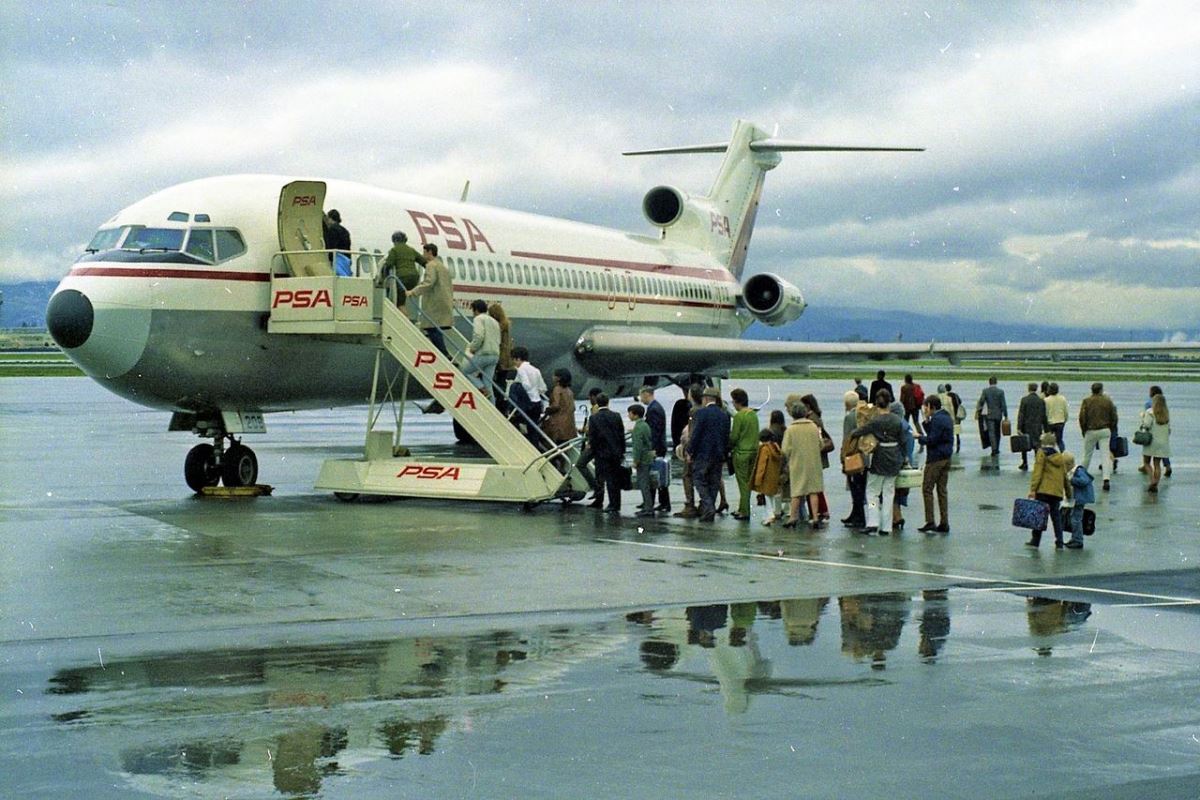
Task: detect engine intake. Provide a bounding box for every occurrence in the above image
[742,273,806,326]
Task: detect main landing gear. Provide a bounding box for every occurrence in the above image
[185,435,259,492]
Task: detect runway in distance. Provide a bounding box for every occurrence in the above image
[44,120,1197,490]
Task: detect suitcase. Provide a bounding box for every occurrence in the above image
[1001,419,1012,436]
[1012,497,1050,530]
[1061,506,1097,536]
[1110,435,1129,458]
[1010,433,1031,452]
[895,468,923,489]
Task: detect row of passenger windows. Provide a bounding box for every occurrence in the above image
[442,256,722,302]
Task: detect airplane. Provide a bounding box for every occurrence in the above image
[44,119,1197,493]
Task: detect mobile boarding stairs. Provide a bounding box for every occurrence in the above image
[267,263,589,506]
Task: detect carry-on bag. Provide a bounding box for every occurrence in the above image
[1012,497,1050,530]
[1010,433,1031,452]
[1110,435,1129,458]
[1133,428,1153,446]
[895,468,923,489]
[1001,419,1012,436]
[842,451,867,475]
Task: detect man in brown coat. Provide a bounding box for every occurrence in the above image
[407,243,453,355]
[1079,382,1118,491]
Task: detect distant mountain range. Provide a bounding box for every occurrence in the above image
[2,280,1188,343]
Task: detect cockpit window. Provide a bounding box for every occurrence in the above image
[123,226,185,252]
[78,225,247,265]
[185,229,215,263]
[85,227,124,253]
[214,229,246,261]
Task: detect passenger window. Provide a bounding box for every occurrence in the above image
[214,229,246,261]
[185,229,215,263]
[505,263,514,283]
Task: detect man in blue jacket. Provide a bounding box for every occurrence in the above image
[688,387,731,522]
[917,395,954,533]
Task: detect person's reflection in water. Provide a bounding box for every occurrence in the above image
[272,725,347,797]
[686,604,728,649]
[780,597,829,646]
[711,604,771,714]
[918,589,951,663]
[379,716,449,758]
[839,593,911,670]
[1026,596,1093,656]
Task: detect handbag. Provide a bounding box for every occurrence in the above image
[1133,428,1153,446]
[1012,497,1050,530]
[820,428,835,455]
[842,451,866,475]
[895,468,923,489]
[1070,466,1092,489]
[618,465,633,491]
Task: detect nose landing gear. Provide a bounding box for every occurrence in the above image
[185,435,259,493]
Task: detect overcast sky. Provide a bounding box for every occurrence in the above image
[1,1,1196,332]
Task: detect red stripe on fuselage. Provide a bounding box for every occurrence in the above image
[69,266,272,281]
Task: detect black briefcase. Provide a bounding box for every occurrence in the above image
[1010,434,1031,452]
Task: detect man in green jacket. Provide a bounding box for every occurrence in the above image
[629,404,656,517]
[729,387,760,520]
[379,231,427,311]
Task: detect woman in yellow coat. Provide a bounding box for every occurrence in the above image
[780,400,825,529]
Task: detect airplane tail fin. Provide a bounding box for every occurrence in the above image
[624,120,922,279]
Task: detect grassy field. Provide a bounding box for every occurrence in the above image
[0,351,83,377]
[733,358,1200,383]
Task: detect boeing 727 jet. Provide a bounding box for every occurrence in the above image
[45,120,1193,492]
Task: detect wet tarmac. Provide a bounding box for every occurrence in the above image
[2,377,1199,798]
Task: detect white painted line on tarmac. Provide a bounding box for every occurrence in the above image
[1109,600,1200,609]
[598,539,1200,605]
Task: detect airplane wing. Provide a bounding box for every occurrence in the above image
[573,327,1200,377]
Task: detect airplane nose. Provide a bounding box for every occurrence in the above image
[46,289,95,349]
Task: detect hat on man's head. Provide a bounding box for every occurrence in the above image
[1040,432,1058,448]
[702,387,721,399]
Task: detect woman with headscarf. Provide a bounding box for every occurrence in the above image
[780,399,825,529]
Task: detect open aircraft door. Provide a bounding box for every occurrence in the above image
[278,181,330,277]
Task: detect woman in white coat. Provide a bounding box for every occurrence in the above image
[1139,392,1170,493]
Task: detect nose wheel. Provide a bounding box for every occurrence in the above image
[185,437,259,492]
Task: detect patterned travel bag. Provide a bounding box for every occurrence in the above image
[1011,497,1050,530]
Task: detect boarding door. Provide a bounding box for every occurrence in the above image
[278,181,330,277]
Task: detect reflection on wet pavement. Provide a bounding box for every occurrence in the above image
[28,587,1172,797]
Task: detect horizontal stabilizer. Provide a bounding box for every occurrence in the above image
[623,140,923,156]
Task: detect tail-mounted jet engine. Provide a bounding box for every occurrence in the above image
[642,185,724,242]
[741,273,807,326]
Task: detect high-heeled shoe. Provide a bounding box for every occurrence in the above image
[894,519,906,530]
[716,502,729,514]
[782,519,797,529]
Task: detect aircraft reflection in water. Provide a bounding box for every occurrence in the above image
[45,591,1092,795]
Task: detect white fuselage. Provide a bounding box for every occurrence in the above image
[50,175,747,415]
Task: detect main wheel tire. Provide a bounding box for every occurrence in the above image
[221,443,258,487]
[333,492,360,503]
[184,444,221,492]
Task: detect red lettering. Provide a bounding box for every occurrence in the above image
[433,371,454,390]
[272,290,293,308]
[407,210,440,246]
[342,295,367,307]
[414,351,437,367]
[434,214,467,250]
[454,392,477,410]
[395,465,462,480]
[313,289,332,308]
[292,195,317,206]
[463,218,494,253]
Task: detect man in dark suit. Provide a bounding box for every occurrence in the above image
[587,393,626,515]
[639,386,670,511]
[869,370,894,406]
[688,387,731,522]
[1016,383,1047,471]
